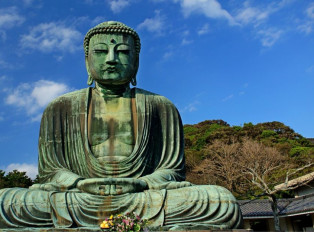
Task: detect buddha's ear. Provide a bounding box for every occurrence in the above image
[130,57,139,86]
[85,57,94,86]
[85,57,90,75]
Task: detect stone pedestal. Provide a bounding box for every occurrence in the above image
[1,229,251,232]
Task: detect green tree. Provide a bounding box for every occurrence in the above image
[5,170,33,188]
[0,170,7,189]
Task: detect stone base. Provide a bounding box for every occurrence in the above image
[0,229,250,232]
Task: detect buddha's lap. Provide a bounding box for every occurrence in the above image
[0,185,240,228]
[0,184,233,200]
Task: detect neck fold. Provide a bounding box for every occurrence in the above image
[95,82,130,98]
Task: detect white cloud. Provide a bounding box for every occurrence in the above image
[235,0,293,27]
[306,3,314,19]
[235,4,269,26]
[298,22,313,35]
[108,0,130,13]
[175,0,236,25]
[298,3,314,35]
[233,1,294,47]
[181,38,193,45]
[0,75,7,81]
[198,23,210,35]
[137,10,166,35]
[23,0,35,5]
[84,0,94,4]
[182,30,189,36]
[163,51,173,60]
[0,59,13,69]
[306,65,314,73]
[91,16,106,26]
[182,101,200,112]
[0,30,6,41]
[258,28,283,47]
[20,22,83,53]
[5,163,38,179]
[222,94,234,102]
[5,80,71,120]
[0,7,25,29]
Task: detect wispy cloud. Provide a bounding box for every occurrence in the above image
[306,65,314,73]
[0,7,25,41]
[137,10,166,35]
[5,80,72,121]
[222,94,234,102]
[0,75,7,81]
[108,0,130,13]
[235,0,293,27]
[0,7,25,29]
[298,3,314,35]
[23,0,35,6]
[235,3,270,26]
[234,1,293,47]
[4,163,38,179]
[198,23,210,35]
[163,51,173,60]
[91,16,106,25]
[181,38,193,45]
[20,22,83,53]
[182,101,200,112]
[257,28,283,47]
[298,22,313,35]
[306,3,314,19]
[0,59,13,69]
[175,0,236,25]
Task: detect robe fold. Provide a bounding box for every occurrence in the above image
[0,87,242,229]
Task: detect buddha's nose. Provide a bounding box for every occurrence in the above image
[106,50,117,65]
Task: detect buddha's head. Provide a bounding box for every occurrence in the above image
[84,21,141,87]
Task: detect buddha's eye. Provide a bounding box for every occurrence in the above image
[117,45,131,55]
[117,49,130,55]
[93,49,108,54]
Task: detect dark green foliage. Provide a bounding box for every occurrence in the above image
[184,120,313,157]
[0,170,7,189]
[33,175,40,184]
[0,170,34,189]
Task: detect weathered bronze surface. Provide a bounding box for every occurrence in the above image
[0,21,242,230]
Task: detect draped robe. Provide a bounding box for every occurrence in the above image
[0,88,242,230]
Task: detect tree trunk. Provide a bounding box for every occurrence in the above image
[269,194,281,231]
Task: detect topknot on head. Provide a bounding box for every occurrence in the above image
[83,21,141,57]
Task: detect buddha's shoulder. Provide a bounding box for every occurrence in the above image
[46,88,88,108]
[135,88,174,106]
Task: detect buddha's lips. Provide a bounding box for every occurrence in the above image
[103,67,118,72]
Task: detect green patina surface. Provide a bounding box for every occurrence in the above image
[0,21,242,231]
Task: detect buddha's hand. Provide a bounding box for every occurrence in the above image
[29,183,63,191]
[77,178,148,196]
[149,181,193,190]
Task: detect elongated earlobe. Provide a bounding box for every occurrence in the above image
[131,77,137,86]
[87,75,94,85]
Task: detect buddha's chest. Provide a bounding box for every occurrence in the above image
[88,96,135,161]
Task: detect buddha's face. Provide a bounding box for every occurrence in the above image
[86,33,137,86]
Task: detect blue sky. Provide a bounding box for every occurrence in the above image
[0,0,313,178]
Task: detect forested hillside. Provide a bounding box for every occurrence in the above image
[184,120,314,199]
